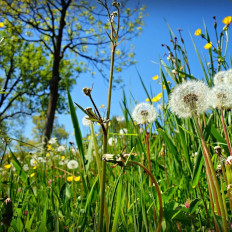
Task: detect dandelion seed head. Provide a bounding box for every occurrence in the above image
[224,69,232,86]
[57,145,66,152]
[82,115,91,127]
[213,70,227,85]
[48,137,57,144]
[169,80,210,118]
[108,137,118,146]
[209,84,232,109]
[67,160,79,169]
[132,103,157,124]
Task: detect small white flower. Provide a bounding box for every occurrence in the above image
[57,145,66,152]
[169,80,210,118]
[132,102,157,124]
[116,116,124,122]
[48,138,57,144]
[67,160,79,169]
[209,84,232,109]
[108,137,118,146]
[119,128,128,135]
[82,116,91,127]
[213,70,227,85]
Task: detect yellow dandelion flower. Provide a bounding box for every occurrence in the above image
[74,176,81,182]
[152,93,162,102]
[47,144,52,151]
[4,164,11,169]
[194,28,201,36]
[67,176,73,182]
[0,22,4,28]
[46,152,50,157]
[204,42,212,49]
[61,156,65,160]
[152,75,158,80]
[97,123,100,126]
[145,98,150,102]
[162,85,166,89]
[95,134,99,137]
[88,135,91,140]
[8,155,12,158]
[33,160,37,164]
[33,166,37,170]
[222,16,232,25]
[30,173,35,178]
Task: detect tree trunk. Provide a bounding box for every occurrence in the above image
[42,57,60,146]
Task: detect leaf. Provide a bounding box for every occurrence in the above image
[38,200,47,232]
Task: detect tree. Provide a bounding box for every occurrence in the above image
[0,28,49,124]
[1,0,146,144]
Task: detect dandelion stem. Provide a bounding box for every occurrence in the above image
[194,116,228,232]
[220,108,232,155]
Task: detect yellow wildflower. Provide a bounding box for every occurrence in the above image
[194,28,201,36]
[30,173,35,178]
[74,176,81,182]
[134,121,137,126]
[33,166,37,170]
[0,22,4,28]
[152,93,162,102]
[61,156,65,160]
[47,144,52,151]
[204,42,212,49]
[152,75,158,80]
[162,85,166,89]
[67,176,73,182]
[88,135,91,140]
[95,134,99,137]
[97,123,100,126]
[222,16,232,25]
[4,164,11,169]
[145,98,150,102]
[99,104,105,109]
[46,152,50,157]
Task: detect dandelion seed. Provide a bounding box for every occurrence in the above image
[108,137,118,146]
[132,102,157,124]
[209,84,232,109]
[82,115,91,127]
[57,145,66,152]
[67,160,79,169]
[169,80,210,118]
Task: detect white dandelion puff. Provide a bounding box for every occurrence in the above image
[82,116,91,127]
[108,137,118,146]
[209,84,232,109]
[30,158,38,167]
[213,70,227,85]
[224,69,232,86]
[132,103,157,124]
[116,116,124,122]
[59,159,69,166]
[23,164,29,171]
[48,137,57,144]
[37,157,47,163]
[57,145,66,152]
[169,80,210,118]
[67,160,79,169]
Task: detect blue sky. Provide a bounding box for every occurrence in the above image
[24,0,232,143]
